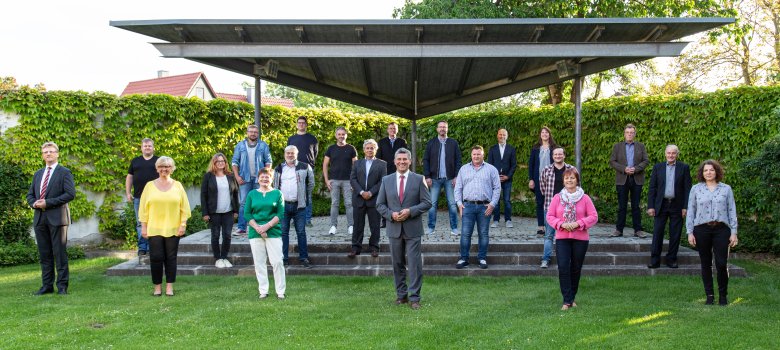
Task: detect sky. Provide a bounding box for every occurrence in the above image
[1,0,406,95]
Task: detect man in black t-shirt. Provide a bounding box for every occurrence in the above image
[125,138,159,256]
[322,127,357,235]
[287,116,318,227]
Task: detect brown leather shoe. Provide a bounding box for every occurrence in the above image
[609,230,623,237]
[634,230,648,238]
[410,301,421,310]
[371,250,379,258]
[395,296,408,305]
[347,251,358,258]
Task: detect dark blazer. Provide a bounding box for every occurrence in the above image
[26,165,76,226]
[422,137,461,179]
[609,141,650,185]
[376,137,407,174]
[487,144,517,179]
[200,172,240,216]
[647,161,692,211]
[376,172,433,238]
[528,146,553,184]
[350,158,388,207]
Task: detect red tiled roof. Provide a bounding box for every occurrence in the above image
[121,72,213,97]
[215,92,248,102]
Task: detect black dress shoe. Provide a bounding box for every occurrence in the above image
[666,263,679,269]
[647,264,660,269]
[34,287,54,296]
[371,250,379,258]
[395,296,409,305]
[719,295,728,306]
[58,288,68,295]
[705,295,715,305]
[347,251,359,258]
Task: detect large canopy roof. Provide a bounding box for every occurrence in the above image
[111,18,733,120]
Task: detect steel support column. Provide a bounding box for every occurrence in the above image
[574,76,583,172]
[254,76,262,134]
[411,120,418,172]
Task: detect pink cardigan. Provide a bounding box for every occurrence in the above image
[546,193,599,241]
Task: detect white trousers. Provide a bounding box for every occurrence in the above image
[249,237,286,296]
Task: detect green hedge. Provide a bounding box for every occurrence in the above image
[2,86,779,252]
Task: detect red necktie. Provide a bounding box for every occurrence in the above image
[40,167,52,198]
[398,175,405,203]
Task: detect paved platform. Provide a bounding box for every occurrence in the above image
[107,212,747,277]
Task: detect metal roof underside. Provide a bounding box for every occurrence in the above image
[111,18,733,120]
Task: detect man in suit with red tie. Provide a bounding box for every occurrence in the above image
[646,145,692,269]
[348,139,387,258]
[376,148,432,310]
[26,142,76,295]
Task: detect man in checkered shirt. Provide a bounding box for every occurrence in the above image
[539,147,574,269]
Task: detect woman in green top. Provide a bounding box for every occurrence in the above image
[245,167,286,299]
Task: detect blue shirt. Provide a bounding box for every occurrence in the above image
[231,139,272,181]
[686,182,738,234]
[438,137,448,179]
[625,142,635,168]
[454,162,501,208]
[665,162,676,198]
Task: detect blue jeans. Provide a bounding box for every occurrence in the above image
[556,239,589,305]
[492,181,513,222]
[459,202,490,260]
[237,178,258,231]
[542,210,556,262]
[281,203,308,262]
[428,178,458,230]
[133,198,149,252]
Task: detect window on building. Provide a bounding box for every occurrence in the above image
[195,87,205,99]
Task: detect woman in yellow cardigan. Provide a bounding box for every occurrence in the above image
[139,156,191,296]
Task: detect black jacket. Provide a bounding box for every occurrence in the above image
[423,137,461,179]
[376,137,407,174]
[487,144,517,179]
[200,172,240,216]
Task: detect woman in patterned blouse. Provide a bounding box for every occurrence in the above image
[686,159,738,306]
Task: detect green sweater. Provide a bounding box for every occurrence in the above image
[243,189,284,239]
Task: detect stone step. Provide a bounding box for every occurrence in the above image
[142,251,702,267]
[107,260,748,278]
[177,241,676,254]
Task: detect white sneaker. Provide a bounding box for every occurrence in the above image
[451,229,460,236]
[259,293,268,299]
[490,222,498,228]
[541,260,549,269]
[328,226,337,235]
[348,226,353,235]
[223,259,233,268]
[215,259,225,268]
[426,227,435,235]
[505,221,513,228]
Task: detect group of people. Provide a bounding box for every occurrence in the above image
[27,120,739,309]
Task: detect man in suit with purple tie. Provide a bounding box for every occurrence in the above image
[376,148,432,310]
[26,142,76,295]
[349,139,387,258]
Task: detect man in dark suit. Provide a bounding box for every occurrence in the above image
[486,128,517,228]
[349,139,387,258]
[646,145,692,268]
[376,122,407,228]
[376,148,432,310]
[25,142,76,295]
[608,123,650,238]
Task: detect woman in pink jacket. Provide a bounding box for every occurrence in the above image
[546,168,598,310]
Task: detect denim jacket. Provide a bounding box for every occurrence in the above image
[231,139,272,181]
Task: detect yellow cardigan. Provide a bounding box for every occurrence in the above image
[139,180,191,237]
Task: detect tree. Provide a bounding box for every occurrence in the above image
[263,82,375,113]
[0,76,46,92]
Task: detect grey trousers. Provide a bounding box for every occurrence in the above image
[329,180,354,227]
[390,232,423,302]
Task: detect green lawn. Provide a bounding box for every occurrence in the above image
[1,258,778,349]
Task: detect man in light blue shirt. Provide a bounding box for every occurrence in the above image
[454,146,500,270]
[232,124,273,234]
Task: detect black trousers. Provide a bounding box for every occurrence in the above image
[650,199,684,265]
[616,176,643,232]
[352,204,381,253]
[693,223,731,297]
[556,239,589,305]
[34,217,69,291]
[148,236,180,284]
[209,212,233,259]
